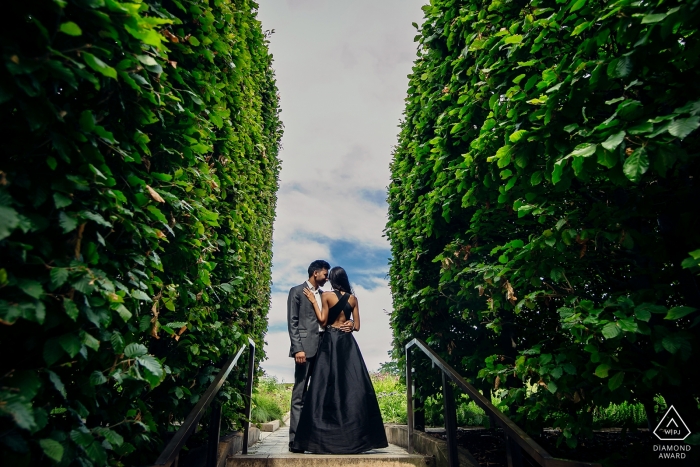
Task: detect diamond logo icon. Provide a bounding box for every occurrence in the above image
[653,405,690,441]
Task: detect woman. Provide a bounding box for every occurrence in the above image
[291,266,388,454]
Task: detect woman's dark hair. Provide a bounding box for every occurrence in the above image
[329,266,353,294]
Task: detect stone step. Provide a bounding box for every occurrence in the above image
[228,426,432,467]
[228,453,433,467]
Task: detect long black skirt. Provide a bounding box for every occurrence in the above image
[292,326,388,454]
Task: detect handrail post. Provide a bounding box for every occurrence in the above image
[414,394,425,432]
[505,434,524,467]
[241,338,255,454]
[442,372,459,467]
[405,344,414,454]
[206,403,222,467]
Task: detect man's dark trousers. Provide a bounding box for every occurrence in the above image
[287,283,322,445]
[289,356,315,445]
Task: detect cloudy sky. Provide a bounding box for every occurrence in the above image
[256,0,427,382]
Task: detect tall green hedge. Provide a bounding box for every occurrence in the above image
[389,0,699,448]
[0,1,281,465]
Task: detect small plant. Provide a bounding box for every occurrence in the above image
[250,376,291,424]
[251,393,285,424]
[372,372,408,424]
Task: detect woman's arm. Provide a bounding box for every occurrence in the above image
[351,296,360,332]
[302,288,327,326]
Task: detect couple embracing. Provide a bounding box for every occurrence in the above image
[286,260,388,454]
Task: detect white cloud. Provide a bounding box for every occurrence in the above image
[257,0,426,381]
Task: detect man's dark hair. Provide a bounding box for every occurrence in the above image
[308,260,330,278]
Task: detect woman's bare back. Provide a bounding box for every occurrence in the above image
[323,291,358,327]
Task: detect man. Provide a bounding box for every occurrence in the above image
[286,260,353,452]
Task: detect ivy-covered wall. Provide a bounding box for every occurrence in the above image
[389,0,699,447]
[0,0,281,465]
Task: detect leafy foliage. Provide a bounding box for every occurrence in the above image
[388,0,700,449]
[0,0,281,465]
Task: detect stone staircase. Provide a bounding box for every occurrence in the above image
[227,426,433,467]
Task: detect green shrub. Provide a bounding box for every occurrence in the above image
[389,0,700,448]
[253,376,291,424]
[251,393,284,424]
[0,0,281,465]
[593,401,647,429]
[372,372,408,424]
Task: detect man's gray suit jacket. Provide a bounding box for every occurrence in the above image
[287,283,321,359]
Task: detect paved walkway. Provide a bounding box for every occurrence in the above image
[247,426,411,457]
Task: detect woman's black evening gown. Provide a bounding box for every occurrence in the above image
[292,291,388,454]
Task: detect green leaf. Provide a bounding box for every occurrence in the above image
[131,289,152,301]
[166,321,186,328]
[668,117,700,139]
[504,35,523,44]
[641,10,676,24]
[58,334,82,358]
[43,338,63,366]
[81,331,100,351]
[53,193,72,209]
[509,130,527,143]
[608,371,624,391]
[79,110,96,131]
[661,335,684,354]
[17,279,43,299]
[547,380,557,394]
[622,148,649,182]
[617,318,638,333]
[95,427,123,447]
[47,370,66,397]
[634,306,651,322]
[70,428,93,447]
[569,0,586,12]
[569,143,597,158]
[124,343,147,358]
[552,159,567,184]
[601,131,625,151]
[594,363,611,378]
[82,53,117,79]
[115,304,133,322]
[597,150,618,168]
[40,438,64,462]
[530,171,543,186]
[59,22,82,36]
[0,205,20,241]
[58,212,78,233]
[137,354,163,376]
[601,322,621,339]
[571,21,591,36]
[664,306,697,320]
[63,297,79,321]
[90,370,108,386]
[138,355,164,387]
[609,56,632,79]
[3,396,36,430]
[135,54,158,67]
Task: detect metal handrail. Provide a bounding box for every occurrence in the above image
[406,338,601,467]
[151,337,256,467]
